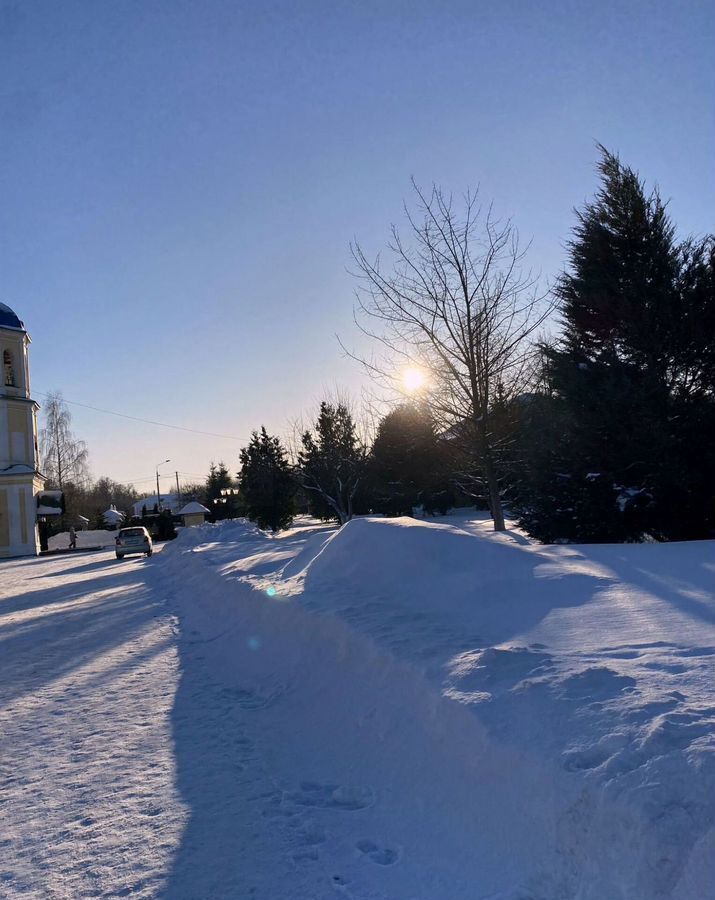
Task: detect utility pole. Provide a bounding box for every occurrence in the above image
[155,459,171,511]
[175,471,181,504]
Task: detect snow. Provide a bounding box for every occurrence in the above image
[133,494,181,516]
[0,549,185,898]
[2,514,713,898]
[178,501,210,515]
[48,529,118,550]
[102,508,125,524]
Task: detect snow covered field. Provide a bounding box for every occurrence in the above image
[1,515,714,898]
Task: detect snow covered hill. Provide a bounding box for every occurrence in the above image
[155,515,715,899]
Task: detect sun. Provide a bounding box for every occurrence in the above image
[402,367,426,393]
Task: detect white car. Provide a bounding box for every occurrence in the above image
[115,526,153,559]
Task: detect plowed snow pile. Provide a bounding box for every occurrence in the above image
[158,515,715,899]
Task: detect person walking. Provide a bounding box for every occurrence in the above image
[68,525,77,550]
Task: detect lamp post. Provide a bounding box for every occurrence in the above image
[156,459,171,511]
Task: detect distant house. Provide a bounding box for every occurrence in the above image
[178,501,210,527]
[102,507,125,529]
[133,493,182,517]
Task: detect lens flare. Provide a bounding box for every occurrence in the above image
[266,586,277,597]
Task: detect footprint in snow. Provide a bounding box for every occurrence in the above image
[288,781,375,811]
[356,839,400,866]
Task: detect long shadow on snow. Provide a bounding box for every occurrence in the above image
[160,629,287,899]
[581,542,715,631]
[0,558,162,705]
[159,523,335,899]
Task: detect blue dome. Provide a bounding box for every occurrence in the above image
[0,303,24,330]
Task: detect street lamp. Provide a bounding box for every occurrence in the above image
[156,459,171,511]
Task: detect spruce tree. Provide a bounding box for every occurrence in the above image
[205,461,235,520]
[368,403,451,516]
[238,429,295,532]
[298,402,366,524]
[519,148,715,541]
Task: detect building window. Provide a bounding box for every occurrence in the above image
[3,350,15,386]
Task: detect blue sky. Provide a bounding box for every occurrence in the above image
[1,0,713,489]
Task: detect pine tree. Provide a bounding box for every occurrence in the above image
[519,148,715,541]
[238,428,295,532]
[297,402,366,524]
[368,403,451,516]
[205,461,235,520]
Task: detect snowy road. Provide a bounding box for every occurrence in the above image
[0,550,185,898]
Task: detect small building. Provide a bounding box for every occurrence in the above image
[102,506,125,529]
[178,501,210,527]
[0,303,45,558]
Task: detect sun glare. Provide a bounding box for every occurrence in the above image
[403,367,426,393]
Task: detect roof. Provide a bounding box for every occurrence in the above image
[179,501,210,515]
[102,508,125,521]
[0,303,24,330]
[133,493,182,514]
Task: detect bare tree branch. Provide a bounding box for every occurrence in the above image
[348,183,555,531]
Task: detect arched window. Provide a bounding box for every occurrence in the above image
[3,350,15,386]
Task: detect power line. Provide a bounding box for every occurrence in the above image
[35,391,246,442]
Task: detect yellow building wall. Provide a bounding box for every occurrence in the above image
[7,404,30,464]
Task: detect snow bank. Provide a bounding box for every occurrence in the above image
[156,515,715,898]
[48,529,118,550]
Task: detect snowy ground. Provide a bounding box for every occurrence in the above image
[1,515,714,898]
[0,548,184,898]
[48,529,119,551]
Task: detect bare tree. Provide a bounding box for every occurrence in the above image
[350,182,552,531]
[39,391,90,490]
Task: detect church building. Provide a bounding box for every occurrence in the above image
[0,303,45,557]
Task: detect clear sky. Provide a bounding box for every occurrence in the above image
[2,0,713,491]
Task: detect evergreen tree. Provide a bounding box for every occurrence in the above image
[368,403,451,516]
[238,428,295,532]
[298,402,366,524]
[205,461,235,520]
[519,148,715,541]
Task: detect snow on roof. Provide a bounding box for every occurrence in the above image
[37,504,62,516]
[179,501,210,515]
[0,302,24,330]
[102,508,125,521]
[36,490,63,515]
[133,494,181,515]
